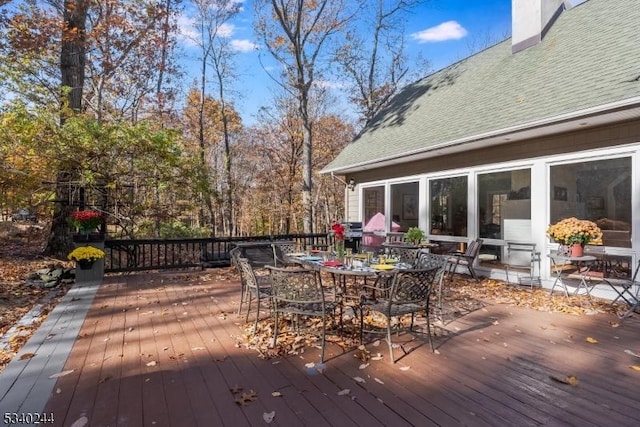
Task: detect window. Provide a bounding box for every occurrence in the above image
[550,157,631,248]
[429,176,467,237]
[363,186,385,228]
[390,182,419,231]
[477,169,531,240]
[477,169,531,265]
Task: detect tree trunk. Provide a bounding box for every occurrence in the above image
[60,0,88,116]
[301,98,313,234]
[45,0,88,258]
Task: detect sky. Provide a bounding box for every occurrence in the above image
[177,0,585,126]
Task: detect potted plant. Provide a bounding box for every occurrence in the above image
[68,245,106,270]
[68,210,103,237]
[546,217,602,257]
[405,227,426,245]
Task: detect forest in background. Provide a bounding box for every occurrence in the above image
[0,0,429,257]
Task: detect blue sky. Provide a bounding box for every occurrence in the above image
[177,0,585,126]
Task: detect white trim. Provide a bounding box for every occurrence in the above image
[350,143,640,292]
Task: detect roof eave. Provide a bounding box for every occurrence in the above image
[321,96,640,175]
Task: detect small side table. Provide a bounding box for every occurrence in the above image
[547,253,598,298]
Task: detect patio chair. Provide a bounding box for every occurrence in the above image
[447,238,483,280]
[387,246,420,265]
[504,242,541,289]
[237,257,273,329]
[230,247,248,315]
[267,265,337,362]
[272,242,299,267]
[605,259,640,319]
[414,252,450,318]
[360,258,448,363]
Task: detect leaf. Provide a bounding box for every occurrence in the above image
[624,349,640,358]
[271,391,282,397]
[353,376,366,383]
[146,361,157,367]
[49,369,75,379]
[585,337,598,344]
[630,365,640,371]
[69,416,89,427]
[399,366,410,371]
[550,374,579,386]
[337,389,351,396]
[19,352,35,360]
[263,411,276,423]
[374,378,384,384]
[99,375,112,384]
[235,390,257,406]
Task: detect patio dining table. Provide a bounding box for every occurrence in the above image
[285,254,411,330]
[286,254,410,303]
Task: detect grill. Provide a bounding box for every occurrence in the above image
[342,222,362,252]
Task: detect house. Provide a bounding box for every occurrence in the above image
[322,0,640,289]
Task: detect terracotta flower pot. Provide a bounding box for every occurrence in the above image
[570,243,584,258]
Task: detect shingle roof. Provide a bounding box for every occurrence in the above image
[324,0,640,173]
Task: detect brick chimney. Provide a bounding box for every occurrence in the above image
[512,0,566,54]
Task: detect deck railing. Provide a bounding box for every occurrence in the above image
[104,233,330,273]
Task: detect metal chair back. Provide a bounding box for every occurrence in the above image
[237,257,272,328]
[505,242,541,288]
[267,266,334,362]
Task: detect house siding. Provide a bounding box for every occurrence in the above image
[348,119,640,183]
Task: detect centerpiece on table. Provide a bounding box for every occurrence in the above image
[68,245,106,270]
[331,222,346,259]
[546,217,602,257]
[68,210,103,240]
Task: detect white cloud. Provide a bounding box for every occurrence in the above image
[176,13,237,46]
[314,79,345,89]
[411,20,468,43]
[231,39,258,52]
[177,15,199,46]
[218,23,235,38]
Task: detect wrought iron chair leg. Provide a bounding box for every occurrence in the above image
[237,284,246,316]
[272,312,279,347]
[253,297,260,330]
[320,313,327,362]
[425,304,434,352]
[245,294,253,324]
[386,321,395,364]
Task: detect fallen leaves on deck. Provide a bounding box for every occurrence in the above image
[263,411,276,423]
[234,390,258,406]
[49,369,74,379]
[239,273,631,360]
[550,374,579,386]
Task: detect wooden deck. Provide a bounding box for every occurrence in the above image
[20,270,640,426]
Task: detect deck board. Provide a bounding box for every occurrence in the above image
[25,270,639,426]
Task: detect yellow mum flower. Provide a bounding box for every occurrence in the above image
[68,246,106,262]
[546,217,603,245]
